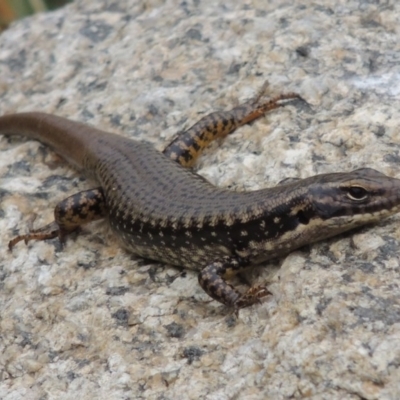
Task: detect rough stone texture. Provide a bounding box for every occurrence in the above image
[1,1,400,399]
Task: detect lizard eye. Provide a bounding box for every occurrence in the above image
[346,186,368,201]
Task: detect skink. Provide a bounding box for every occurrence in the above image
[1,84,400,310]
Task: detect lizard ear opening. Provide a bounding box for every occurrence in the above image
[296,210,310,225]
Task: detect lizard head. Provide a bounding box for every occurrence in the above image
[302,167,400,235]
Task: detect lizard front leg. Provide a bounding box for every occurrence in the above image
[198,256,271,311]
[163,81,302,168]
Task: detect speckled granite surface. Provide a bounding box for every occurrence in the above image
[1,1,400,399]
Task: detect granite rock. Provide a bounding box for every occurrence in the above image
[1,1,400,399]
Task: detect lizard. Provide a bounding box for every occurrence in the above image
[1,83,400,310]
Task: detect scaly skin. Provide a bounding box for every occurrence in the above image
[1,85,400,310]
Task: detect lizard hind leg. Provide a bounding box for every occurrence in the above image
[8,187,106,250]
